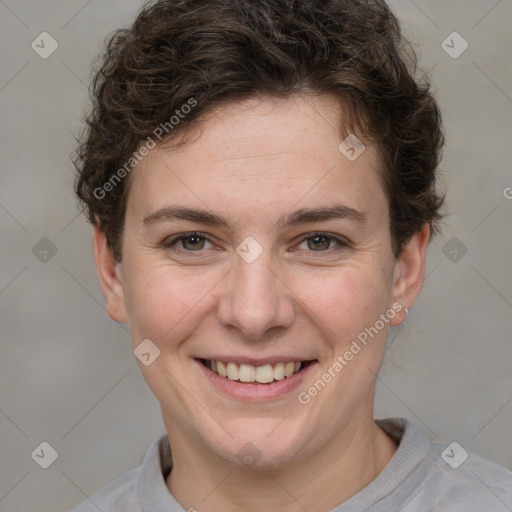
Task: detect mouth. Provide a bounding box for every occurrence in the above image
[197,359,316,386]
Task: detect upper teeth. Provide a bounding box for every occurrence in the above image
[208,360,302,383]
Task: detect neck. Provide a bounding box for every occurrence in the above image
[164,410,397,511]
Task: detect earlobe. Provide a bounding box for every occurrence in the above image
[390,224,430,326]
[92,225,128,323]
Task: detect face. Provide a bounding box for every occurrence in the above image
[96,94,426,468]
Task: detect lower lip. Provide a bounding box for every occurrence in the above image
[196,359,317,401]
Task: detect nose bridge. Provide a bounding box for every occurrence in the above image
[217,248,294,339]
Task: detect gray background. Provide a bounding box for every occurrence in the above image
[0,1,511,511]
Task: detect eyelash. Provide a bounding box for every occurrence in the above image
[162,231,349,255]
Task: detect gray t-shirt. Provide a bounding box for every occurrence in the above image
[71,417,512,511]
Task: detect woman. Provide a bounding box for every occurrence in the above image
[72,0,512,510]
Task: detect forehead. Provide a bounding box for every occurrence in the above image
[126,94,387,230]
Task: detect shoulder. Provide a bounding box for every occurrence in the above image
[421,441,512,510]
[373,418,512,512]
[69,466,140,512]
[69,433,171,512]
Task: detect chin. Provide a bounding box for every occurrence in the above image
[200,414,315,470]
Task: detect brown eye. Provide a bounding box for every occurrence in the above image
[179,234,206,251]
[307,235,333,251]
[164,232,213,252]
[294,232,349,254]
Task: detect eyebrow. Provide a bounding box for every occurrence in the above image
[142,204,369,230]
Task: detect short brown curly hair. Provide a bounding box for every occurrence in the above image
[74,0,444,262]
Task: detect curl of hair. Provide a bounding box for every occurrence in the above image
[74,0,445,261]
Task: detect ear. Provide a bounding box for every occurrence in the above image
[92,224,128,323]
[390,223,430,326]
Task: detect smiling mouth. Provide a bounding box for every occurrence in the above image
[199,359,315,384]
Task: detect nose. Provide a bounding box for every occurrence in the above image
[216,250,295,341]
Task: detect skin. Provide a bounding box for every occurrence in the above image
[94,94,430,511]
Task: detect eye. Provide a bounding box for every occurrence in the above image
[163,232,214,252]
[295,232,349,253]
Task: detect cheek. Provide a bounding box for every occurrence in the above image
[294,268,392,417]
[292,265,392,342]
[123,263,220,348]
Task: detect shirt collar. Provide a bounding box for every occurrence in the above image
[136,417,430,512]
